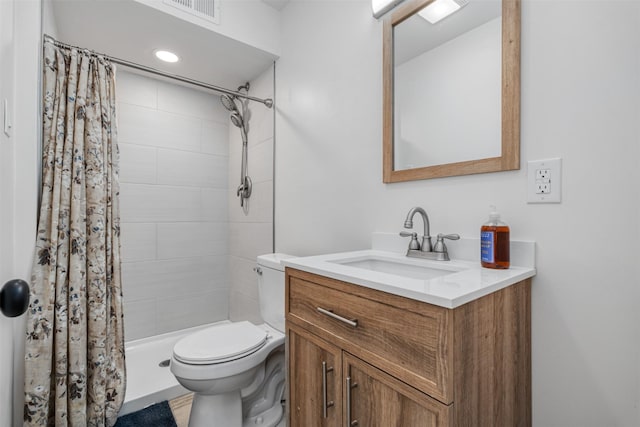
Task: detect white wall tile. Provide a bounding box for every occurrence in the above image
[245,68,274,146]
[118,71,234,341]
[122,256,227,302]
[229,222,273,261]
[229,291,263,324]
[118,103,155,145]
[246,105,273,147]
[118,103,202,152]
[118,143,156,184]
[120,223,156,263]
[229,256,260,300]
[227,137,272,201]
[207,255,230,289]
[120,183,202,222]
[201,188,228,222]
[248,138,273,184]
[156,289,229,333]
[228,180,272,224]
[116,66,278,340]
[123,299,157,341]
[116,71,157,109]
[157,149,227,188]
[157,79,228,121]
[226,67,275,324]
[201,120,229,156]
[157,222,228,259]
[227,129,242,190]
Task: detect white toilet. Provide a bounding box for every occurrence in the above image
[170,253,293,427]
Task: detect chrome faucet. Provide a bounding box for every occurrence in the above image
[403,206,432,252]
[400,207,460,261]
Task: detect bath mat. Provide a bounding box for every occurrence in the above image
[114,401,178,427]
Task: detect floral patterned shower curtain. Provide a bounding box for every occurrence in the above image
[23,39,126,427]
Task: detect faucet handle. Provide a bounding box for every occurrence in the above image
[433,233,460,254]
[399,231,420,250]
[437,233,460,241]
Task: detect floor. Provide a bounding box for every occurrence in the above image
[169,393,193,427]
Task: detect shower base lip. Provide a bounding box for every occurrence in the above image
[119,320,229,416]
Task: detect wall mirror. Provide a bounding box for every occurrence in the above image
[383,0,520,182]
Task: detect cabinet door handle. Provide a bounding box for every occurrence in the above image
[322,361,334,418]
[346,376,358,426]
[317,307,358,328]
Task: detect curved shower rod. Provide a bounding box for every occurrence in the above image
[43,35,274,109]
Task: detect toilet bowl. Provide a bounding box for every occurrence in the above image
[170,253,294,427]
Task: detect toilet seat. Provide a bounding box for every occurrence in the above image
[173,321,268,365]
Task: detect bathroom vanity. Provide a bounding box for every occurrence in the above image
[283,249,534,426]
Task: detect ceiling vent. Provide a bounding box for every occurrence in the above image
[163,0,220,24]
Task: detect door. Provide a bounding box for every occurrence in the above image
[343,353,451,427]
[288,325,342,427]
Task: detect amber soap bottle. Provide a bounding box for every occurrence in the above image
[480,206,510,269]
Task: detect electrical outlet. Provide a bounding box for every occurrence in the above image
[528,158,562,203]
[536,182,550,194]
[536,169,550,180]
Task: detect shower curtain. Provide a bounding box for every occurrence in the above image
[23,39,126,427]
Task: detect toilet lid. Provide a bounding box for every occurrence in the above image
[173,321,268,365]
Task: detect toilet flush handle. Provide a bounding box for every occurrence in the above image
[253,267,263,275]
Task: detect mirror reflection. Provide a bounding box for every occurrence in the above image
[394,0,502,170]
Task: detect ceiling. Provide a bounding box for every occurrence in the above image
[50,0,281,91]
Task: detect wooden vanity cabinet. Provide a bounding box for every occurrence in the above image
[288,325,342,427]
[285,268,531,427]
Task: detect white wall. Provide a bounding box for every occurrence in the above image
[228,65,275,323]
[276,0,640,425]
[42,0,58,37]
[117,71,231,340]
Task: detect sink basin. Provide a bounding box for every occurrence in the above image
[329,254,460,280]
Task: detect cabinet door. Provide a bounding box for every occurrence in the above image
[344,353,451,427]
[288,325,342,427]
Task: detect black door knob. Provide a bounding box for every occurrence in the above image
[0,279,30,318]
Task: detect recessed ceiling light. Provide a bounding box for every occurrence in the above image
[154,50,180,63]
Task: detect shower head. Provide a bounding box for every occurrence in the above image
[220,94,238,112]
[230,112,244,129]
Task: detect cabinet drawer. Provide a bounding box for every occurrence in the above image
[286,269,453,404]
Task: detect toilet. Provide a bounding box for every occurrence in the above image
[170,253,294,427]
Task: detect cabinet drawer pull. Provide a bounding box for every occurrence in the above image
[346,376,358,426]
[317,307,358,328]
[322,361,334,418]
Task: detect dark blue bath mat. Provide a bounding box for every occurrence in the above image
[114,401,178,427]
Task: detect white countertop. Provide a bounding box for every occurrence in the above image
[282,249,536,309]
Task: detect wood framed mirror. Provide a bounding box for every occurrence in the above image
[383,0,521,182]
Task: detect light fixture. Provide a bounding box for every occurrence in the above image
[372,0,405,19]
[418,0,468,24]
[154,49,180,63]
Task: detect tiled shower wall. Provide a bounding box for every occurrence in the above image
[228,66,275,323]
[117,70,231,341]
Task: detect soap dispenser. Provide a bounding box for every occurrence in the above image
[480,206,510,269]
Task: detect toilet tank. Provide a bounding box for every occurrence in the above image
[256,253,295,333]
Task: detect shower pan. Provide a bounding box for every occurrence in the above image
[221,83,254,208]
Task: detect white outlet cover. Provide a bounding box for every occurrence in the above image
[527,158,562,203]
